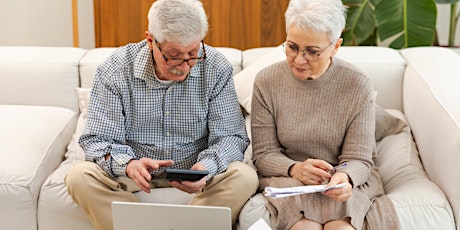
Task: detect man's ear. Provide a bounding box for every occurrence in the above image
[145,31,154,49]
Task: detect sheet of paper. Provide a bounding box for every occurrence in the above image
[264,182,347,199]
[248,218,272,230]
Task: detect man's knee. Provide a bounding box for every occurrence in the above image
[226,161,258,192]
[65,161,100,196]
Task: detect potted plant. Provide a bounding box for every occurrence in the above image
[341,0,438,49]
[436,0,459,47]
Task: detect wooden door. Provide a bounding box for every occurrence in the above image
[94,0,289,50]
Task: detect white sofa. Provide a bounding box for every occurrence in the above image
[0,45,459,230]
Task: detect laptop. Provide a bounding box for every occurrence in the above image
[112,201,232,230]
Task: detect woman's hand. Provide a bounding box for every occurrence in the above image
[289,159,334,185]
[168,163,207,194]
[321,172,352,202]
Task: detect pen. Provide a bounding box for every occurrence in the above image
[328,163,347,173]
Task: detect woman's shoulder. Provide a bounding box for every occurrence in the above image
[333,58,367,79]
[255,60,289,81]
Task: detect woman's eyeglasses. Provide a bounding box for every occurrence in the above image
[282,41,333,62]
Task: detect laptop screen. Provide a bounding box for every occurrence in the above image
[112,201,232,230]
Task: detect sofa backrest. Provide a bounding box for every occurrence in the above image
[78,46,243,90]
[79,48,117,88]
[235,45,406,115]
[0,46,86,112]
[401,47,460,228]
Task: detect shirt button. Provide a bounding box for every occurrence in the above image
[165,150,170,154]
[166,88,172,93]
[165,111,170,115]
[166,132,171,136]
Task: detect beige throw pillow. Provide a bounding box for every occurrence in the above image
[64,88,91,160]
[375,103,407,142]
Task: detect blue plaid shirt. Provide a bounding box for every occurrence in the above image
[79,40,249,178]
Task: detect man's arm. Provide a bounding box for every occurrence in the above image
[196,64,250,177]
[78,67,136,178]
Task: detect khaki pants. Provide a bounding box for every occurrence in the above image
[65,161,258,230]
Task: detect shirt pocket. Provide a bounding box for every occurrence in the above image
[128,101,164,144]
[175,107,208,145]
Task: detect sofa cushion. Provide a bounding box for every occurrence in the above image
[0,47,86,112]
[0,105,76,230]
[65,88,91,160]
[79,48,117,89]
[375,104,407,142]
[375,110,455,229]
[215,47,243,75]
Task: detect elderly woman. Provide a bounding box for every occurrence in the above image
[250,0,398,229]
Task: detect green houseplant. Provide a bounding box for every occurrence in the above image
[341,0,438,48]
[436,0,460,47]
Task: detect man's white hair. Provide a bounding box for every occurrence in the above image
[148,0,208,46]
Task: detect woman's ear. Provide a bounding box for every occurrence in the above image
[331,38,343,57]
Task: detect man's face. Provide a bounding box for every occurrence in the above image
[146,32,203,82]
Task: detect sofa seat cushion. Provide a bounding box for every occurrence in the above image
[0,105,76,230]
[375,110,455,229]
[39,158,195,230]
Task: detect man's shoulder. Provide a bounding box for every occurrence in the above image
[95,40,147,79]
[104,40,147,66]
[202,45,233,71]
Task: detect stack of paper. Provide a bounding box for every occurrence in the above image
[264,182,347,199]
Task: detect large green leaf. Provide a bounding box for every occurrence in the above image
[342,0,378,45]
[375,0,437,48]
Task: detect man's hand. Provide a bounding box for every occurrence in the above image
[126,158,174,193]
[168,163,207,194]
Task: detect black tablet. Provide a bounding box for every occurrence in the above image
[152,169,209,182]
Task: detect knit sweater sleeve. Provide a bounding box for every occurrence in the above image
[337,77,376,187]
[251,64,298,177]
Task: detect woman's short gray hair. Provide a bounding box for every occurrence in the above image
[148,0,208,46]
[285,0,347,42]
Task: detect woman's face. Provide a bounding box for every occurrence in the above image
[285,25,341,80]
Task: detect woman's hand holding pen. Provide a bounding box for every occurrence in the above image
[289,159,334,185]
[289,159,352,201]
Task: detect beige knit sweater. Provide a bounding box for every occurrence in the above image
[251,58,398,230]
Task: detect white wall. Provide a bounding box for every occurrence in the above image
[437,3,460,47]
[0,0,94,49]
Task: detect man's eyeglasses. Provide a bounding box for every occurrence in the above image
[282,41,334,62]
[154,39,206,66]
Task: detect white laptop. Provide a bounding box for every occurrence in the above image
[112,201,232,230]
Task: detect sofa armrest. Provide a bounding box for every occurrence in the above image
[401,47,460,228]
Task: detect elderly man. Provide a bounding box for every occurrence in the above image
[65,0,258,229]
